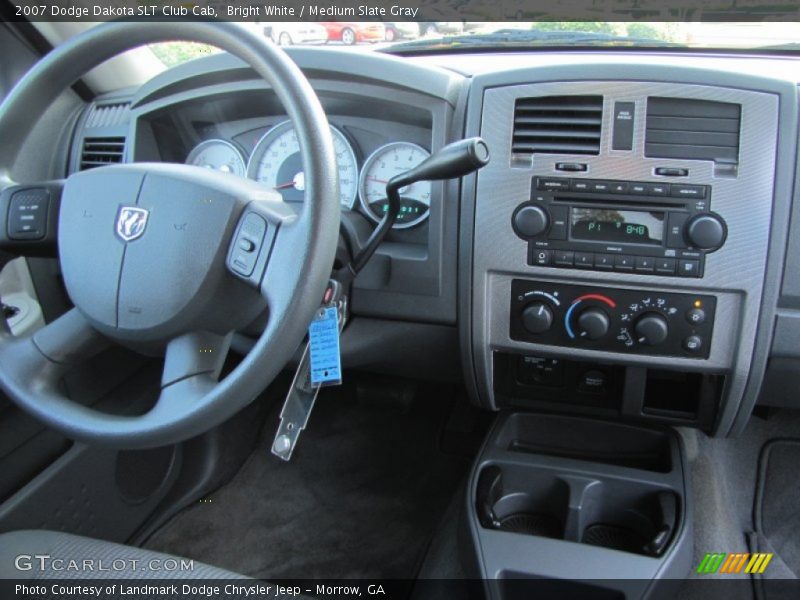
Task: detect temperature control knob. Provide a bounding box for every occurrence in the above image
[521,302,553,334]
[684,213,727,251]
[634,312,670,346]
[576,307,610,340]
[513,204,550,238]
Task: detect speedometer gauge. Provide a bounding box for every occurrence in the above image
[247,120,358,210]
[358,142,431,229]
[185,139,246,177]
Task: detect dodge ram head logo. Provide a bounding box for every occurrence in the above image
[115,206,149,242]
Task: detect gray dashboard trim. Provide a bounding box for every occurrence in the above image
[132,48,463,110]
[459,62,797,437]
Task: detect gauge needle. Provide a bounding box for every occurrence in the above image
[274,181,296,190]
[368,176,390,184]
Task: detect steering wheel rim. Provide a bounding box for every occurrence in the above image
[0,22,340,448]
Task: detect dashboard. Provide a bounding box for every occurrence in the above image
[64,46,800,437]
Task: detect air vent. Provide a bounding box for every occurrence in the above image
[645,97,741,164]
[80,137,126,170]
[84,103,130,129]
[512,95,603,156]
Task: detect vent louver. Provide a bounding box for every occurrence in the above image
[80,137,126,170]
[645,97,741,164]
[85,103,130,128]
[512,95,603,156]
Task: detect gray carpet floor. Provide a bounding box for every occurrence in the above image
[144,380,474,580]
[678,409,800,600]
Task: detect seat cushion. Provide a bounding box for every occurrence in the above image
[0,529,244,580]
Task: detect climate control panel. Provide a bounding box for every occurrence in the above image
[510,280,716,359]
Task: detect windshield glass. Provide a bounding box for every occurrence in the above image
[147,22,800,66]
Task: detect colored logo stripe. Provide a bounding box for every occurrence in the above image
[696,553,773,575]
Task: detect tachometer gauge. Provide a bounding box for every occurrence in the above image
[359,142,431,229]
[185,139,246,177]
[247,120,359,210]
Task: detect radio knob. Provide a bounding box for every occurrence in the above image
[576,307,610,340]
[634,312,670,346]
[522,302,554,334]
[513,204,550,238]
[685,213,727,251]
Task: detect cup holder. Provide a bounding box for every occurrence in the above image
[476,465,678,557]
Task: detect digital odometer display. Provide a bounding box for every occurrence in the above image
[570,208,665,245]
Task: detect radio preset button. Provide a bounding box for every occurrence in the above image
[574,252,594,268]
[634,256,655,273]
[614,255,635,271]
[655,258,677,275]
[595,254,615,270]
[554,250,575,266]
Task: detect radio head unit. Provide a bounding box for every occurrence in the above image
[512,176,728,278]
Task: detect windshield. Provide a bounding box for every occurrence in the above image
[148,21,800,67]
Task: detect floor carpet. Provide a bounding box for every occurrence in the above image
[144,378,476,580]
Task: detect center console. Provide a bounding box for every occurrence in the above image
[458,60,794,593]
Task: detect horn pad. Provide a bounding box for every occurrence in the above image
[59,165,242,342]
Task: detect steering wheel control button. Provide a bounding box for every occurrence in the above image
[8,188,49,240]
[229,212,267,277]
[238,238,256,253]
[513,204,550,238]
[683,335,703,353]
[522,302,554,334]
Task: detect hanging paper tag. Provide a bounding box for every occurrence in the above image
[308,306,342,387]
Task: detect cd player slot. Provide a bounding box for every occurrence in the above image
[552,197,688,212]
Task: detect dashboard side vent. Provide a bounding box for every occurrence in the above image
[512,95,603,156]
[80,137,126,170]
[645,97,741,164]
[84,103,130,129]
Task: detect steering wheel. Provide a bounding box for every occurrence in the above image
[0,22,340,448]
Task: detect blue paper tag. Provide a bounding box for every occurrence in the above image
[308,306,342,387]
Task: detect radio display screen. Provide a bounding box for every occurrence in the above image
[570,208,665,245]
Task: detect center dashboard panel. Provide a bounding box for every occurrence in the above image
[462,66,790,435]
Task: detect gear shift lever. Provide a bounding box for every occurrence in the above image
[338,137,490,284]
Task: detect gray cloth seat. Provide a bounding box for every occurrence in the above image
[0,529,245,580]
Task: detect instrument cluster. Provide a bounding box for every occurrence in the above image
[184,121,431,229]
